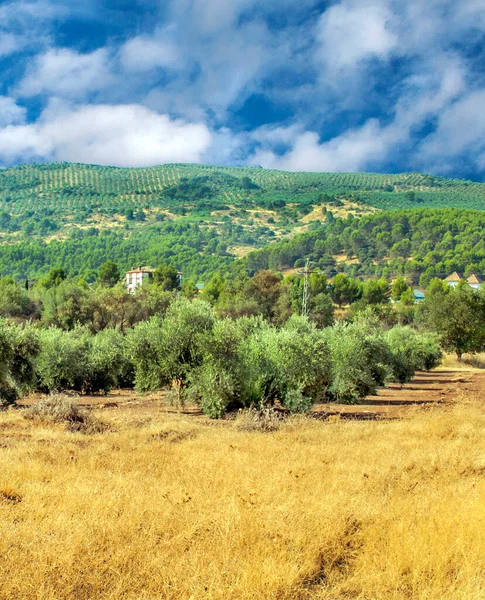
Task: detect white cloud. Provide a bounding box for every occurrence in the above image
[317,2,397,71]
[167,0,260,34]
[0,33,24,57]
[120,33,180,73]
[418,90,485,174]
[0,103,212,167]
[0,97,27,127]
[0,0,65,25]
[17,48,113,98]
[247,54,470,174]
[249,120,394,172]
[1,0,485,177]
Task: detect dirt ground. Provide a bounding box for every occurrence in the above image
[18,367,484,422]
[312,369,477,420]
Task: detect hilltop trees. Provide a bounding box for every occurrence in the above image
[391,276,411,302]
[153,264,179,291]
[331,274,362,307]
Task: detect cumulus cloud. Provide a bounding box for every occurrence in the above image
[120,33,180,73]
[317,2,397,71]
[17,48,114,99]
[249,120,396,172]
[0,97,27,127]
[417,90,485,175]
[0,33,24,57]
[0,0,65,25]
[1,0,485,177]
[0,103,212,167]
[246,52,471,174]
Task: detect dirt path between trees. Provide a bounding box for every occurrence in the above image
[312,369,481,420]
[20,368,484,421]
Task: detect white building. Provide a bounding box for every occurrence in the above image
[443,272,483,290]
[444,272,462,288]
[126,266,154,293]
[467,274,483,290]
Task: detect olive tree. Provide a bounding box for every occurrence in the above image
[127,298,215,405]
[0,320,40,406]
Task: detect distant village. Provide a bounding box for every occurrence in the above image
[124,266,482,303]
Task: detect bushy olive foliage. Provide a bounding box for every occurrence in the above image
[384,327,442,384]
[85,329,132,393]
[240,317,332,412]
[36,327,91,392]
[36,326,132,394]
[124,298,445,416]
[322,323,388,403]
[127,298,215,404]
[0,292,442,415]
[0,320,39,406]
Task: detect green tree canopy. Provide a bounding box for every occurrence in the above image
[98,261,120,288]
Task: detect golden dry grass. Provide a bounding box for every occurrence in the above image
[439,353,485,371]
[0,387,484,599]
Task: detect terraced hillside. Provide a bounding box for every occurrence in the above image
[1,163,485,236]
[2,162,485,212]
[0,162,484,280]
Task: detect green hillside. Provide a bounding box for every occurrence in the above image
[1,162,485,240]
[242,208,485,286]
[0,162,484,281]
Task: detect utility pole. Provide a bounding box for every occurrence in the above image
[298,259,315,318]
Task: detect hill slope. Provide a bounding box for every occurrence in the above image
[1,162,485,239]
[2,163,485,211]
[1,162,485,281]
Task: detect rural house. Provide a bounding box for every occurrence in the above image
[444,272,462,288]
[443,272,483,290]
[126,266,154,293]
[466,274,483,290]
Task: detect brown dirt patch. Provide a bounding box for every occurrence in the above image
[313,370,479,420]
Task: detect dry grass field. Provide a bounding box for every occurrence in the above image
[1,370,485,600]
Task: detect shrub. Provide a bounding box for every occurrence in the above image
[234,407,283,432]
[36,327,91,392]
[188,318,247,417]
[323,322,390,403]
[25,394,108,433]
[0,320,40,406]
[413,333,443,371]
[240,319,331,412]
[385,327,442,384]
[128,298,215,395]
[86,329,133,394]
[189,361,237,419]
[25,393,84,424]
[36,327,133,395]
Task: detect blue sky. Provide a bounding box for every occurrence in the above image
[0,0,485,179]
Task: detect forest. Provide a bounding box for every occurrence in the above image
[243,208,485,286]
[0,162,485,284]
[1,207,485,286]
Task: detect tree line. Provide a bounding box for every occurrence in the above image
[2,260,485,416]
[1,208,485,286]
[243,208,485,285]
[0,297,442,417]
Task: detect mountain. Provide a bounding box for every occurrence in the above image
[0,162,484,281]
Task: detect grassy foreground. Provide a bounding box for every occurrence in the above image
[0,391,484,599]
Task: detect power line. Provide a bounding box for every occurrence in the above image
[297,259,318,318]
